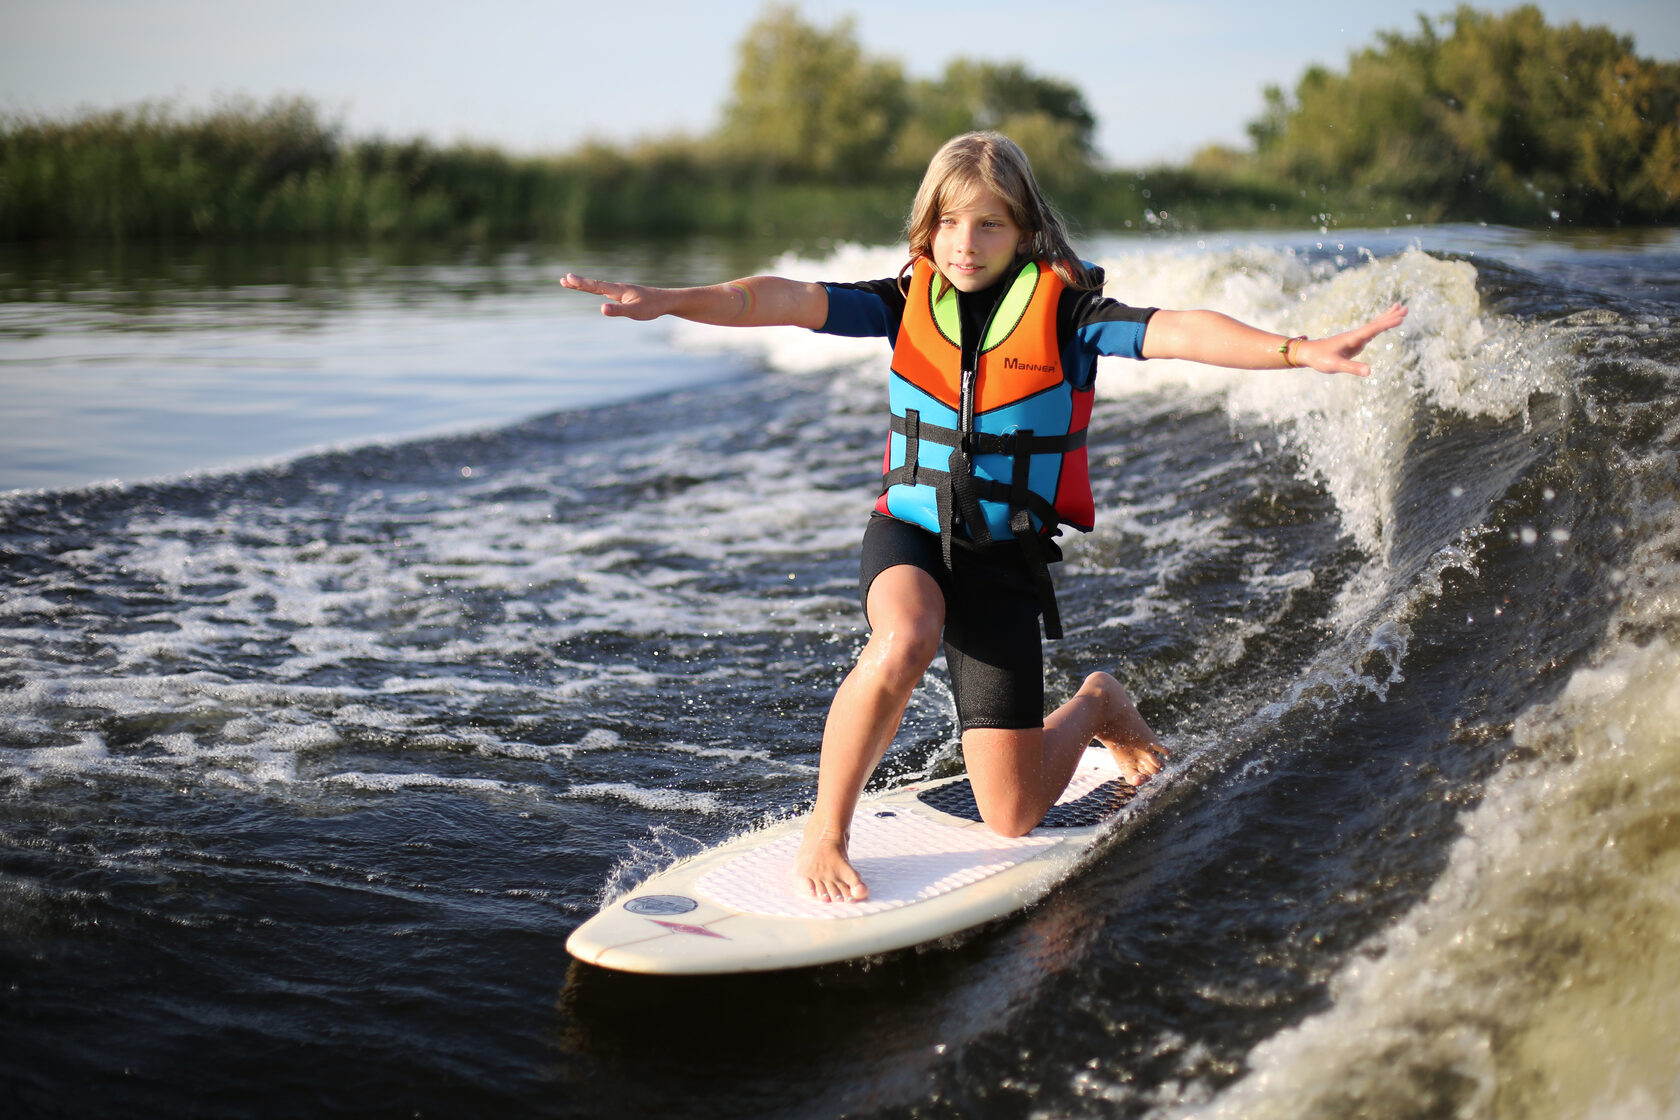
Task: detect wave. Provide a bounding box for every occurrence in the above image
[1181,638,1680,1120]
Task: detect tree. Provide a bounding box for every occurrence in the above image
[1250,5,1680,222]
[893,59,1100,189]
[718,5,909,181]
[717,7,1101,191]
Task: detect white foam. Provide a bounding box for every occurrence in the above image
[663,740,817,773]
[1,732,118,788]
[669,243,910,375]
[0,594,74,619]
[564,782,725,815]
[0,435,869,791]
[596,823,713,907]
[324,770,512,795]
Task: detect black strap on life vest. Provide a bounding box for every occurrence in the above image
[880,411,1086,638]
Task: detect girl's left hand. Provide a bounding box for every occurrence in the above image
[1295,303,1408,377]
[560,273,672,320]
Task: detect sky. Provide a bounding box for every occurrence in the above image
[4,1,1678,166]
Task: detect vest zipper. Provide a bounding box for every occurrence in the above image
[958,260,1027,445]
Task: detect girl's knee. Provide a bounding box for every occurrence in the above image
[978,800,1040,838]
[859,618,940,692]
[1081,670,1119,693]
[1081,671,1132,707]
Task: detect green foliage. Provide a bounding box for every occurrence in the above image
[0,97,574,241]
[1248,5,1680,223]
[720,5,909,181]
[718,6,1098,192]
[0,97,332,239]
[893,59,1097,177]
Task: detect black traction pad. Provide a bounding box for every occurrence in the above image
[917,776,1137,828]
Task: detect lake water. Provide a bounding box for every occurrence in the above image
[3,224,1679,1118]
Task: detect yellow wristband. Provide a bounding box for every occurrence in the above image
[1280,335,1307,368]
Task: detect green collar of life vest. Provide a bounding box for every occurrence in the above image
[930,260,1042,354]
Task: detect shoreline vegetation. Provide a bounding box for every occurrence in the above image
[2,4,1676,247]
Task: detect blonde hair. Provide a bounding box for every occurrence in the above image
[902,131,1096,292]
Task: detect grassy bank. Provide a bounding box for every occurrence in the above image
[0,100,1426,246]
[0,102,906,243]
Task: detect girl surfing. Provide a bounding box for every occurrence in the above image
[562,132,1406,904]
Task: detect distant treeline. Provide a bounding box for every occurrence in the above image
[2,4,1675,243]
[1232,4,1680,225]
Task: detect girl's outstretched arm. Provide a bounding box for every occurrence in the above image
[560,273,829,329]
[1141,303,1407,377]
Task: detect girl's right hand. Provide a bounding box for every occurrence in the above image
[560,273,668,320]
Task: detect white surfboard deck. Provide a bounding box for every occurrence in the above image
[566,746,1144,975]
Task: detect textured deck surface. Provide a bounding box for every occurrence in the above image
[694,750,1127,920]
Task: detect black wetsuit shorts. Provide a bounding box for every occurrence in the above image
[857,513,1048,732]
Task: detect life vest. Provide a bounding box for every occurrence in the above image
[877,257,1095,638]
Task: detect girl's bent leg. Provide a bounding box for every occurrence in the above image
[795,564,944,902]
[1048,672,1166,785]
[962,672,1167,837]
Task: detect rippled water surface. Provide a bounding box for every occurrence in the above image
[3,226,1679,1119]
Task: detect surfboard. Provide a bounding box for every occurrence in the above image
[565,745,1147,975]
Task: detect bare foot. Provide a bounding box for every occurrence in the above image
[794,820,869,902]
[1084,672,1168,785]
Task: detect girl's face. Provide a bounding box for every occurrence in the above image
[931,187,1027,293]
